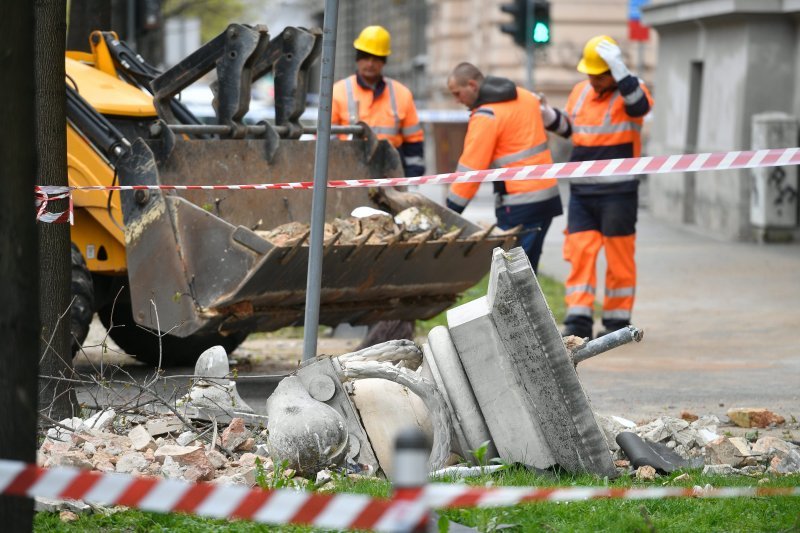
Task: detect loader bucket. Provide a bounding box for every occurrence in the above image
[117,132,518,338]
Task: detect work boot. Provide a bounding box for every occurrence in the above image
[561,325,592,340]
[562,316,593,340]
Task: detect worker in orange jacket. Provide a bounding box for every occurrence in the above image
[333,26,425,348]
[445,62,562,272]
[332,25,425,177]
[542,35,653,339]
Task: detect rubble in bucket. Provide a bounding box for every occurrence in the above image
[255,206,462,247]
[265,246,645,479]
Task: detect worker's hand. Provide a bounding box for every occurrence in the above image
[596,39,631,81]
[539,94,557,127]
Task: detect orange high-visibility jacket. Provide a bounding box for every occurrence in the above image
[332,74,424,148]
[447,86,558,210]
[565,79,653,187]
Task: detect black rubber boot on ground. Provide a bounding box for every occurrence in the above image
[561,316,593,339]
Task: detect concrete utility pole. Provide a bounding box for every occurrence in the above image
[302,0,340,361]
[0,1,39,529]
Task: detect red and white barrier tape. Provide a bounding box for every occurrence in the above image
[35,186,73,225]
[423,482,800,508]
[35,147,800,223]
[0,459,426,531]
[2,459,799,531]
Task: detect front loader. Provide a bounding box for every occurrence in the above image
[67,25,519,365]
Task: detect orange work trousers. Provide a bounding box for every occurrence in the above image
[563,190,637,334]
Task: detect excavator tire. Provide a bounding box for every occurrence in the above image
[70,243,95,357]
[97,285,247,367]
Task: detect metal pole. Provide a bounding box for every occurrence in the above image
[525,0,534,90]
[126,0,137,51]
[302,0,339,361]
[637,40,645,77]
[571,325,644,365]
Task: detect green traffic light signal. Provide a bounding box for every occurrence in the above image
[532,21,550,44]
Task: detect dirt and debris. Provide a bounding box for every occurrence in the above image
[255,207,457,247]
[36,410,378,517]
[599,412,800,478]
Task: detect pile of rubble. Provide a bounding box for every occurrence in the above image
[40,412,277,486]
[599,413,800,477]
[256,206,457,246]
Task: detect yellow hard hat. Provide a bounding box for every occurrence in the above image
[353,25,391,57]
[577,35,617,75]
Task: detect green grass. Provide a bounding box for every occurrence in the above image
[34,467,799,532]
[415,273,566,336]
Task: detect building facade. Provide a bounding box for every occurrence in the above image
[644,0,800,241]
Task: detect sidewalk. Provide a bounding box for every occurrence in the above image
[455,186,800,421]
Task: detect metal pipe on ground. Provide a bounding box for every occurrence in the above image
[571,325,644,365]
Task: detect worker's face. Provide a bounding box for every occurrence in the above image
[588,72,616,95]
[356,55,386,84]
[447,78,480,108]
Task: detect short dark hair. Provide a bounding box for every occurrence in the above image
[449,62,484,86]
[356,50,387,64]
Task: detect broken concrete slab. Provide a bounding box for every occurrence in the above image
[421,326,495,460]
[752,436,796,456]
[221,418,251,452]
[115,452,149,474]
[84,409,116,431]
[727,408,786,428]
[128,425,156,452]
[154,445,214,480]
[446,247,616,477]
[145,416,184,437]
[705,437,743,468]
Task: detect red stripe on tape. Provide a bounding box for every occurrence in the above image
[229,488,272,520]
[173,483,215,513]
[446,488,486,508]
[520,487,558,502]
[59,470,101,500]
[289,493,332,524]
[116,476,158,507]
[5,464,44,495]
[351,500,392,529]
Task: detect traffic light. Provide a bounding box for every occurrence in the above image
[499,0,551,48]
[532,0,551,46]
[500,0,527,47]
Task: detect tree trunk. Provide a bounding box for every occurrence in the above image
[0,2,39,530]
[37,0,78,422]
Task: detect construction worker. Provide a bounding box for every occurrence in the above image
[541,35,653,339]
[445,62,562,272]
[332,25,425,178]
[333,25,424,348]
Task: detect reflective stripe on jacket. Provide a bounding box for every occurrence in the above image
[331,75,424,148]
[447,87,558,209]
[565,79,653,186]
